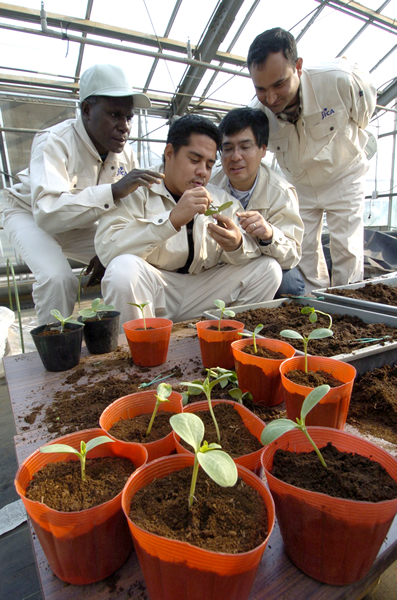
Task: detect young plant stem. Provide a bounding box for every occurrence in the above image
[189,455,200,507]
[206,392,220,442]
[81,452,87,481]
[304,427,327,468]
[146,403,159,436]
[303,338,308,373]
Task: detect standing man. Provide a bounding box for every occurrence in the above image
[210,107,304,297]
[247,27,376,290]
[95,114,282,326]
[3,64,163,324]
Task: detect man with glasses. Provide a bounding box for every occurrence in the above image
[211,107,304,297]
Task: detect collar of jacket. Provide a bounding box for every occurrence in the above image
[73,115,130,165]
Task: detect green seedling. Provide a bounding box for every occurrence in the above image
[301,306,333,330]
[146,383,172,436]
[213,299,235,331]
[40,435,114,481]
[78,298,115,321]
[261,384,331,469]
[170,412,238,507]
[50,309,81,333]
[228,387,253,404]
[127,301,150,329]
[204,200,233,217]
[181,368,234,442]
[238,324,264,354]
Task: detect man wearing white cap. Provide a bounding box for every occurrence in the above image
[3,64,163,324]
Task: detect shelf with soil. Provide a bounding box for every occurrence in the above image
[326,282,397,305]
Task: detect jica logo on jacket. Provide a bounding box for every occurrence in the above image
[321,107,335,120]
[117,166,127,177]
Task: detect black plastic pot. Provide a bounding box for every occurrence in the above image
[31,322,84,372]
[78,311,120,354]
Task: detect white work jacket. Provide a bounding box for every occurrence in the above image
[210,163,303,269]
[4,116,138,235]
[250,59,376,189]
[95,166,261,272]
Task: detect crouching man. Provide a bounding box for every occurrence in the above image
[95,114,283,326]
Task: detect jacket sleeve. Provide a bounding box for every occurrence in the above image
[30,132,138,235]
[340,61,376,130]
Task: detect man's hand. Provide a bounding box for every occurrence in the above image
[207,214,242,252]
[169,187,212,230]
[112,169,165,200]
[84,255,106,287]
[236,210,273,242]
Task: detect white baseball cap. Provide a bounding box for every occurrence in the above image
[79,64,151,109]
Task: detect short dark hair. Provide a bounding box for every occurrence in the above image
[247,27,298,70]
[166,114,222,153]
[219,108,269,147]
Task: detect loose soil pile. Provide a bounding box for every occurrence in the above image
[326,282,397,305]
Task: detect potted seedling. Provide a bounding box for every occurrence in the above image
[30,309,84,371]
[261,385,397,585]
[121,412,275,600]
[176,369,265,474]
[231,324,295,407]
[100,383,183,461]
[196,299,244,369]
[278,307,356,429]
[123,301,173,366]
[15,428,147,585]
[78,298,120,354]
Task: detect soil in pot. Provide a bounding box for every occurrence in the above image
[25,457,136,511]
[36,328,75,337]
[108,412,175,444]
[285,369,344,387]
[240,345,287,359]
[326,282,397,305]
[206,325,238,332]
[129,465,268,553]
[179,403,262,458]
[271,442,397,501]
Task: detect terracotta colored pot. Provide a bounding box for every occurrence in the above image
[261,427,397,585]
[279,356,356,429]
[31,322,84,372]
[122,454,275,600]
[78,311,120,354]
[123,318,173,366]
[100,390,184,461]
[196,320,245,369]
[14,428,147,585]
[231,338,295,406]
[176,399,265,475]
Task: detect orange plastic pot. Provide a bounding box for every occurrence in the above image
[14,428,147,585]
[100,390,184,461]
[123,318,173,366]
[196,320,245,369]
[122,454,275,600]
[279,356,356,429]
[261,427,397,585]
[176,400,265,475]
[231,338,295,406]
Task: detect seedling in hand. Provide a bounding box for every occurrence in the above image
[213,299,235,331]
[170,412,237,507]
[127,301,150,329]
[261,385,330,468]
[78,298,115,321]
[238,324,264,354]
[146,383,172,436]
[50,309,81,333]
[204,200,233,217]
[40,436,114,481]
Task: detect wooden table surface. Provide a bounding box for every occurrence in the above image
[4,326,397,600]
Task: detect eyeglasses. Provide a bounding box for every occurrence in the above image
[220,142,257,156]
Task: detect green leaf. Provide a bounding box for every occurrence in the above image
[217,201,233,212]
[223,309,235,318]
[97,303,115,312]
[204,208,218,216]
[214,299,225,311]
[197,450,238,487]
[301,385,331,420]
[181,392,190,406]
[170,413,204,453]
[50,309,63,322]
[307,328,334,340]
[79,308,96,319]
[85,436,114,453]
[309,313,318,323]
[180,381,204,395]
[254,324,264,336]
[65,319,83,326]
[261,419,298,445]
[300,307,314,315]
[156,382,172,400]
[280,329,304,340]
[92,298,101,311]
[228,388,243,401]
[40,443,80,455]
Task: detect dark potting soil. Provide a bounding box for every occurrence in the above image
[285,369,344,388]
[326,282,397,305]
[36,328,74,337]
[272,442,397,502]
[25,457,135,511]
[180,403,262,458]
[207,325,237,331]
[129,465,268,553]
[241,345,287,359]
[108,411,175,443]
[348,364,397,445]
[233,302,397,355]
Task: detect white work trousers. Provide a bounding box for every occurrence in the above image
[3,201,96,324]
[297,161,367,291]
[102,254,282,330]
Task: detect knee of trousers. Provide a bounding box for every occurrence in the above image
[254,256,283,288]
[102,255,147,292]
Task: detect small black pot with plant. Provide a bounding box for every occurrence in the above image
[31,310,84,372]
[78,298,120,354]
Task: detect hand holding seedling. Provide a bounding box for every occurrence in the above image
[169,187,213,229]
[239,324,264,354]
[40,436,114,481]
[79,298,115,321]
[236,210,273,242]
[170,413,237,507]
[146,383,172,436]
[213,299,235,331]
[127,301,150,329]
[261,385,331,468]
[50,309,81,333]
[207,213,242,252]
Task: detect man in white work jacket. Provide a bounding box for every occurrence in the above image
[95,114,282,327]
[3,64,163,324]
[247,27,376,290]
